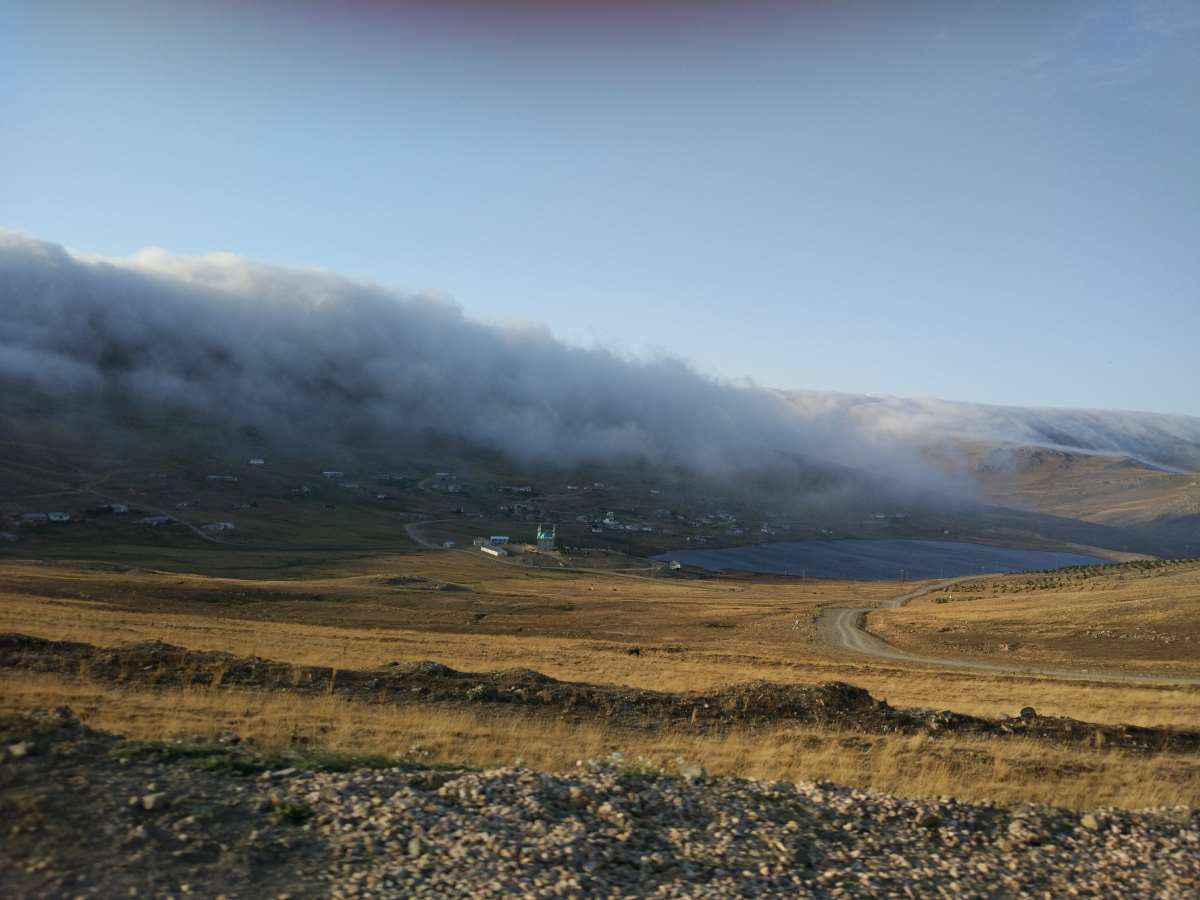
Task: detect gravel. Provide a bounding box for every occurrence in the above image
[296,765,1198,898]
[2,711,1198,898]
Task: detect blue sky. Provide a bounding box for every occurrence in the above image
[3,1,1198,415]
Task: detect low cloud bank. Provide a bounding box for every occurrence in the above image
[0,234,917,484]
[4,233,1195,487]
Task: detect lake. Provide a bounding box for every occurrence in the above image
[653,539,1107,581]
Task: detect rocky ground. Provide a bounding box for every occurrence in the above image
[4,633,1199,753]
[2,709,1198,898]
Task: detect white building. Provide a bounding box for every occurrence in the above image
[480,544,508,558]
[47,512,71,523]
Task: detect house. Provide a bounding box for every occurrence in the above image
[202,521,235,532]
[442,540,457,549]
[138,515,174,527]
[488,535,511,546]
[19,513,48,526]
[339,482,359,489]
[206,474,238,483]
[480,544,508,558]
[47,512,71,523]
[321,470,344,479]
[536,523,556,552]
[109,503,129,514]
[591,526,604,534]
[668,560,683,571]
[249,458,266,466]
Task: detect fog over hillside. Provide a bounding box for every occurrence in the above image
[783,392,1200,473]
[0,233,923,486]
[3,233,1197,484]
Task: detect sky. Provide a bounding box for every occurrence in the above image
[3,1,1198,416]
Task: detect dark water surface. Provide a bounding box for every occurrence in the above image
[653,540,1106,580]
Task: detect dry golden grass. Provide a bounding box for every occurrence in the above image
[946,441,1200,526]
[3,671,1196,811]
[5,554,1200,814]
[3,558,1200,728]
[873,561,1200,677]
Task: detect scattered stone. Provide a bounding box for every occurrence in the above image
[141,793,167,811]
[915,810,941,828]
[680,765,707,784]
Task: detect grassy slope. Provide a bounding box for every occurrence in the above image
[871,560,1200,677]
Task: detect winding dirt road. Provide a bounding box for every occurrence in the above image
[817,578,1200,685]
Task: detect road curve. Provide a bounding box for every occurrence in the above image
[817,578,1200,686]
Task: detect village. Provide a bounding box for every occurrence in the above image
[0,446,931,566]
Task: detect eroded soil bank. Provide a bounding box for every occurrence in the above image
[3,633,1198,753]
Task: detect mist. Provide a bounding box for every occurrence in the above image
[0,234,931,491]
[782,391,1200,472]
[4,233,1196,497]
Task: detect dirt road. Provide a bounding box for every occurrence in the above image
[817,578,1200,685]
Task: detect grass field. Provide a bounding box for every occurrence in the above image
[4,502,1200,814]
[871,559,1200,678]
[3,671,1197,811]
[3,555,1199,726]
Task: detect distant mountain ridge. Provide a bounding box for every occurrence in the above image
[780,391,1200,473]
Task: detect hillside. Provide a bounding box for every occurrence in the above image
[871,559,1200,678]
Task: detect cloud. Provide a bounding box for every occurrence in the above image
[4,231,1196,500]
[0,232,928,486]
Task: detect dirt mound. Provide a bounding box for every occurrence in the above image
[3,633,1199,752]
[384,576,471,592]
[394,660,464,678]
